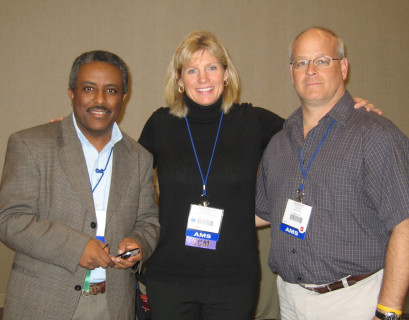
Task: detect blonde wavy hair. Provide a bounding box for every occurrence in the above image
[165,30,240,118]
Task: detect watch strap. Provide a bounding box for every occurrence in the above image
[377,304,403,316]
[375,309,400,320]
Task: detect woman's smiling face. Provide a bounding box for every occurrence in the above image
[178,49,228,106]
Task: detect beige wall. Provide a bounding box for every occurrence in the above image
[1,0,408,315]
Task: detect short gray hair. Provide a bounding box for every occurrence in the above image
[69,50,129,94]
[289,26,345,61]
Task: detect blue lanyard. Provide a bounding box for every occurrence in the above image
[92,147,113,194]
[185,112,224,197]
[297,119,336,199]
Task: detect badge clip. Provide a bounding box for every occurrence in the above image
[200,194,210,207]
[296,180,305,203]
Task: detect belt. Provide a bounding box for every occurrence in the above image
[300,271,377,294]
[82,281,106,296]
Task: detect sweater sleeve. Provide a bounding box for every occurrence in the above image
[254,107,285,149]
[138,111,158,168]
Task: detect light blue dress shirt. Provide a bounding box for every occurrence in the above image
[72,114,123,283]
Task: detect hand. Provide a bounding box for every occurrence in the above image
[111,237,142,269]
[50,116,66,122]
[353,97,382,115]
[79,238,115,270]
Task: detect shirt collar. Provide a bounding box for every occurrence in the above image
[72,113,123,151]
[324,91,354,127]
[283,91,354,131]
[184,94,223,122]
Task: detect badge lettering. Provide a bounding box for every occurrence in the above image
[193,239,210,247]
[193,232,211,239]
[185,235,217,250]
[285,227,298,236]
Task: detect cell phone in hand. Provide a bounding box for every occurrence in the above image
[116,248,140,259]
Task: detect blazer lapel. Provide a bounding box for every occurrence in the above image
[58,116,95,218]
[105,136,134,225]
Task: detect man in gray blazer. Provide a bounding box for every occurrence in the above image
[0,50,160,320]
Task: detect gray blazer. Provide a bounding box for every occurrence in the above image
[0,115,160,320]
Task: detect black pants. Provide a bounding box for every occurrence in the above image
[146,279,258,320]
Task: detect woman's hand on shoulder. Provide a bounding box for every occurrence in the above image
[353,97,382,115]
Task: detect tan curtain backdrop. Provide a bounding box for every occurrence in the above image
[1,0,408,317]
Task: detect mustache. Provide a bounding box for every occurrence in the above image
[86,105,111,113]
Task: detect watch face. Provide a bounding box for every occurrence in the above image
[384,313,400,320]
[376,310,400,320]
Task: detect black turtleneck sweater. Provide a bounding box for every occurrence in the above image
[139,96,284,287]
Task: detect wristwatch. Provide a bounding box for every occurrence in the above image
[375,310,400,320]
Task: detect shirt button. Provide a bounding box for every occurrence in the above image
[292,249,296,253]
[90,222,97,228]
[297,277,302,281]
[75,285,82,291]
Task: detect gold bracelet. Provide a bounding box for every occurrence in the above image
[377,304,403,316]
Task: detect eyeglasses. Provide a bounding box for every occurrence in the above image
[290,56,342,70]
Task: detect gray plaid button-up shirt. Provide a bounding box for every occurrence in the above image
[256,91,409,284]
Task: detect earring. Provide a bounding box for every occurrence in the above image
[178,86,185,93]
[224,80,229,87]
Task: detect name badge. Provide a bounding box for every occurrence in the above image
[95,210,107,237]
[280,199,312,240]
[185,204,223,250]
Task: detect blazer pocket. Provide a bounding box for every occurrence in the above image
[12,262,39,278]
